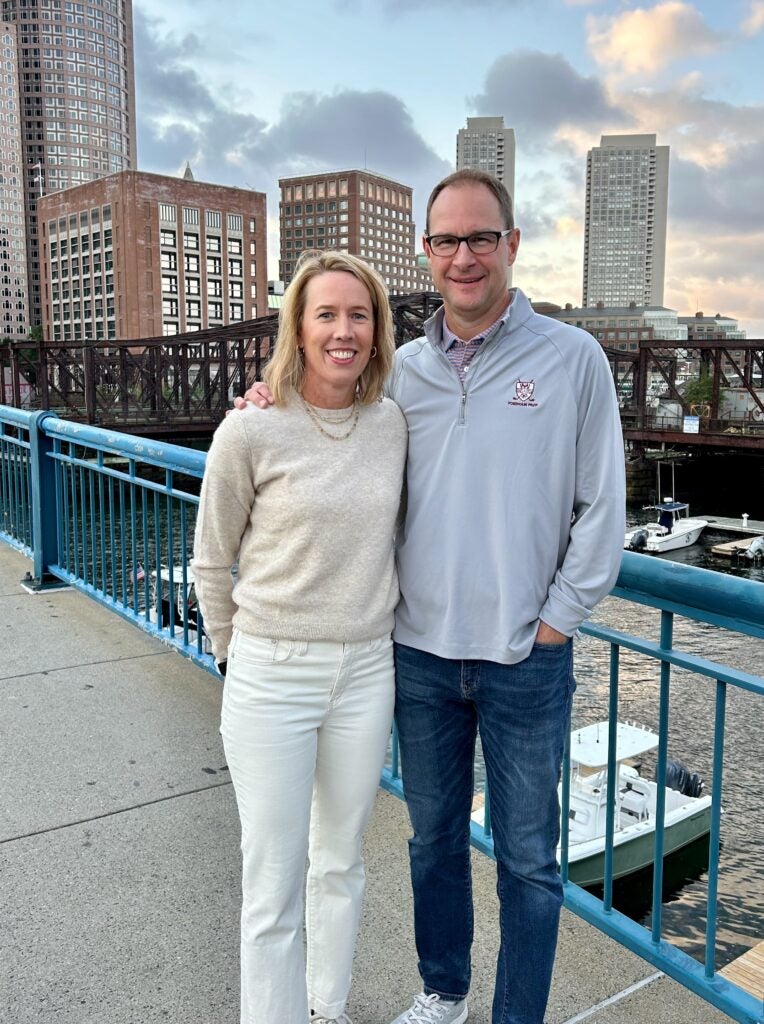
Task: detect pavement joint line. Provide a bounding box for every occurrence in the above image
[0,648,174,682]
[0,779,233,846]
[558,971,664,1023]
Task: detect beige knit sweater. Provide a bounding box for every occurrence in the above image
[192,395,408,660]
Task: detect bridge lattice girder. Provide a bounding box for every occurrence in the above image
[1,295,762,448]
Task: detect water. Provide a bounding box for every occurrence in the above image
[464,528,763,967]
[580,525,764,966]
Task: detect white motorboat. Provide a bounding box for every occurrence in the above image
[148,565,212,653]
[471,721,713,887]
[624,499,708,553]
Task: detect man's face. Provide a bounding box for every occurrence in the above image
[424,183,520,335]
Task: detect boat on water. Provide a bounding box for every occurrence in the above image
[624,499,708,553]
[148,566,212,653]
[624,459,708,554]
[471,721,713,887]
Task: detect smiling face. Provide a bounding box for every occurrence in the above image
[424,182,520,337]
[298,270,376,408]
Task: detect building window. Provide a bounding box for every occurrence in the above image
[184,253,199,273]
[160,252,177,270]
[159,203,176,222]
[206,235,221,252]
[206,210,221,229]
[163,322,178,336]
[229,280,243,299]
[183,232,199,249]
[183,207,199,226]
[161,275,177,294]
[207,255,222,276]
[230,303,243,321]
[185,277,200,296]
[160,229,176,247]
[207,300,223,320]
[186,298,201,319]
[228,258,242,277]
[162,298,178,318]
[227,213,243,232]
[228,238,242,255]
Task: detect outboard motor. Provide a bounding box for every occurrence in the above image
[745,536,764,560]
[628,528,649,552]
[666,758,704,798]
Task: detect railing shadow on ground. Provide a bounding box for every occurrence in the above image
[1,404,763,1024]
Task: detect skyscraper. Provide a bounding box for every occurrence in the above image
[456,117,516,197]
[278,169,432,293]
[0,22,28,343]
[583,134,669,308]
[1,0,137,328]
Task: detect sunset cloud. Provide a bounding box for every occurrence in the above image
[587,2,723,76]
[741,0,764,36]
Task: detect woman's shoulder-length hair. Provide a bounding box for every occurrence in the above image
[264,250,395,406]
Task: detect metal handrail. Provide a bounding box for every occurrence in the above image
[2,403,763,1023]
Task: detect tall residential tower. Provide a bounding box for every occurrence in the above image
[582,134,669,308]
[0,22,28,343]
[456,117,516,197]
[1,0,137,327]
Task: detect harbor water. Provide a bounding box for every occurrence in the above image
[475,527,764,969]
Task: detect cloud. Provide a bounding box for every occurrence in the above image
[587,2,723,77]
[741,0,764,36]
[470,50,626,142]
[373,0,521,9]
[134,9,450,265]
[669,140,764,233]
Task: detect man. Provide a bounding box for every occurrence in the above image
[240,169,625,1024]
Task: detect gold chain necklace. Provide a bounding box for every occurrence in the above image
[299,394,361,441]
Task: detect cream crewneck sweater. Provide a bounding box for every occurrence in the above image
[192,394,408,661]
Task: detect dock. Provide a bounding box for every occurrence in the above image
[0,543,739,1023]
[710,537,762,559]
[702,516,764,538]
[720,940,764,1000]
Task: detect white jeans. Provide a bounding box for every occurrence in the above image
[221,629,395,1024]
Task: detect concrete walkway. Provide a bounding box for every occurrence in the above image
[0,543,733,1023]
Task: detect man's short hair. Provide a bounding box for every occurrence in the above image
[426,169,514,233]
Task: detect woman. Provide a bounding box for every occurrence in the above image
[193,250,407,1024]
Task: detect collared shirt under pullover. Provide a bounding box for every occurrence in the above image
[388,287,625,665]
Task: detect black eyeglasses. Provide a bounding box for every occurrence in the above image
[425,230,512,257]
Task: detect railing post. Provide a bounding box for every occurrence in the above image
[23,410,63,590]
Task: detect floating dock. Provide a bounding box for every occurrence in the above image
[720,939,764,1000]
[710,537,762,560]
[701,516,764,538]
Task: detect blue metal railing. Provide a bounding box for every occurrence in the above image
[0,407,33,555]
[2,404,763,1024]
[2,407,210,667]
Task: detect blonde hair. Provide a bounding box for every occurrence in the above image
[264,250,394,406]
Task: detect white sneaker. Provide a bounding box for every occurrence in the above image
[310,1013,352,1024]
[390,992,468,1024]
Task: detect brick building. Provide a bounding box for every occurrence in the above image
[278,169,432,293]
[37,170,266,342]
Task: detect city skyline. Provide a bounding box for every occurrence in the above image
[125,2,759,333]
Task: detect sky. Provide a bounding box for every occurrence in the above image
[133,0,764,335]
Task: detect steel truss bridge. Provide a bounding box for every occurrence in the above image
[2,293,763,449]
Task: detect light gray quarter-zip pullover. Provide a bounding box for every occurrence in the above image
[388,288,625,665]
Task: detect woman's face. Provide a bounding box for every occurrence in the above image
[298,271,376,407]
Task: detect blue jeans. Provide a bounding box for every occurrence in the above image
[394,641,575,1024]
